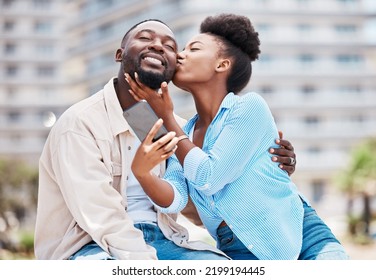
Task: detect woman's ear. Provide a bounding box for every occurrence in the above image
[216,58,231,73]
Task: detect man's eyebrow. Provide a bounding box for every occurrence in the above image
[137,29,177,44]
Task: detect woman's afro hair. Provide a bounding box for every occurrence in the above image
[200,13,260,62]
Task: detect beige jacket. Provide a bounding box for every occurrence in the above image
[34,78,223,260]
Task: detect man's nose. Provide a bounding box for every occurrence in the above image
[148,39,164,53]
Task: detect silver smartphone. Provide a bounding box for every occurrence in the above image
[123,100,168,142]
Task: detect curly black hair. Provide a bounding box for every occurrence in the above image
[200,13,261,94]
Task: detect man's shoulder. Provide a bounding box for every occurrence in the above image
[53,91,106,133]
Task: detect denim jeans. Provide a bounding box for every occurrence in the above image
[70,223,227,260]
[217,200,350,260]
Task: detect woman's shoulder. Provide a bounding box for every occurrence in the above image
[236,91,269,111]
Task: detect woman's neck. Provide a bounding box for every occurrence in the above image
[191,84,228,127]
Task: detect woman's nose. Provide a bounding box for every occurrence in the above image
[177,51,185,59]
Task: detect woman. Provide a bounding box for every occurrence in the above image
[125,13,348,260]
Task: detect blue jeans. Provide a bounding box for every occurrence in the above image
[217,201,349,260]
[70,223,227,260]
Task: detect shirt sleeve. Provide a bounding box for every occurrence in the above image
[51,129,157,260]
[151,154,189,214]
[183,93,277,196]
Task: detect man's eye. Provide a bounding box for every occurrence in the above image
[139,36,151,40]
[165,45,175,51]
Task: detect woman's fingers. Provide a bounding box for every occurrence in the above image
[144,119,165,144]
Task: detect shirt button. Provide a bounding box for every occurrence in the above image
[248,244,254,250]
[210,201,215,206]
[128,146,131,150]
[126,176,129,180]
[228,224,233,229]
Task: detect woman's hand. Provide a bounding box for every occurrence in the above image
[125,72,174,120]
[131,119,178,178]
[270,131,297,176]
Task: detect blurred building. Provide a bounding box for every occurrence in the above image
[1,0,376,212]
[0,0,70,164]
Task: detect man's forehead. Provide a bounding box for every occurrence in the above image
[132,21,175,38]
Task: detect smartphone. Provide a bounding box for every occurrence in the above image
[123,100,168,142]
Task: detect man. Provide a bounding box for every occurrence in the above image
[34,19,296,260]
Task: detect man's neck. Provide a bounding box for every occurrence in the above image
[114,74,138,110]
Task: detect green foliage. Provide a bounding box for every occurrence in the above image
[18,231,35,254]
[0,157,38,253]
[334,138,376,242]
[335,138,376,193]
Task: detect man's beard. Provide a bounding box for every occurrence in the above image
[136,68,166,90]
[123,55,174,90]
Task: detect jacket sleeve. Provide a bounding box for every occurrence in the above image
[51,129,157,260]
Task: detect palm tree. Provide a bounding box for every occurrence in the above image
[335,138,376,240]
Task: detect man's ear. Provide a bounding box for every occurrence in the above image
[115,48,123,62]
[216,58,231,73]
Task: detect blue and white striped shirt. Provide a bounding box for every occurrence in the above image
[158,92,304,260]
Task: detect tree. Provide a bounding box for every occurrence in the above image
[0,158,38,252]
[335,138,376,242]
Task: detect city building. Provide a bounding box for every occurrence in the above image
[0,0,71,164]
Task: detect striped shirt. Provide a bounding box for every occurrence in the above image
[158,92,304,260]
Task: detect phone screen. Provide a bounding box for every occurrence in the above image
[123,100,168,142]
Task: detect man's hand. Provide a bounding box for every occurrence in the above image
[270,131,296,176]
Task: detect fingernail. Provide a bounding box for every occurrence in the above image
[279,164,283,168]
[275,139,280,144]
[270,148,275,153]
[272,156,277,161]
[135,72,138,78]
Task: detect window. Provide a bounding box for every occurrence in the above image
[301,85,316,95]
[98,23,112,37]
[307,146,321,154]
[335,24,357,34]
[258,54,272,64]
[337,0,357,3]
[4,43,16,54]
[304,116,320,126]
[336,54,363,65]
[37,66,55,77]
[312,180,325,203]
[3,20,15,31]
[6,65,18,77]
[256,23,272,32]
[2,0,15,7]
[35,43,54,55]
[8,111,21,123]
[33,0,51,8]
[338,85,362,94]
[258,85,274,94]
[299,54,315,64]
[297,24,312,32]
[349,114,365,123]
[34,21,52,33]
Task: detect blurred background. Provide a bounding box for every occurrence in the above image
[0,0,375,259]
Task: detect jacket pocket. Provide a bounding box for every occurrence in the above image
[111,162,122,193]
